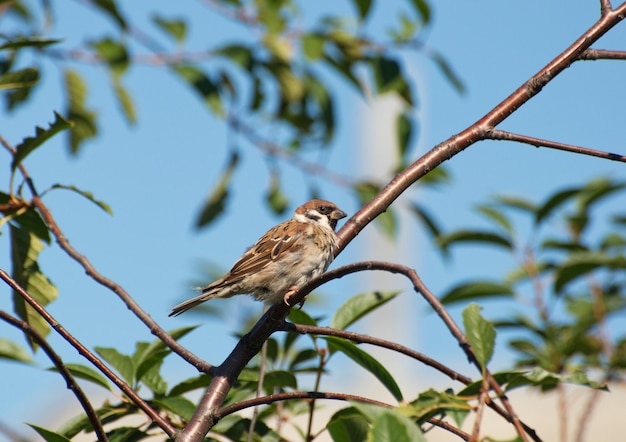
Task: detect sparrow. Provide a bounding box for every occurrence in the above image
[169,199,347,316]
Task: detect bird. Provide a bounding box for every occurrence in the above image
[169,199,347,316]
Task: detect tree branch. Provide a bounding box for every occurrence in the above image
[487,129,626,163]
[578,48,626,60]
[0,270,176,438]
[0,310,109,442]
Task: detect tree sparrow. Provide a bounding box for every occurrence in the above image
[170,199,347,316]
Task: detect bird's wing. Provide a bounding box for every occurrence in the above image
[225,220,307,284]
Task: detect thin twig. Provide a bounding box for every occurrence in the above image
[599,0,613,16]
[488,129,626,163]
[578,47,626,60]
[0,311,109,442]
[0,270,176,438]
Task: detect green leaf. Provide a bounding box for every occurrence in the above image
[169,375,212,397]
[0,338,33,363]
[139,360,168,395]
[462,303,496,370]
[173,64,222,114]
[327,407,370,442]
[354,182,397,240]
[64,69,98,154]
[409,0,431,24]
[90,37,129,75]
[0,67,39,90]
[152,396,196,421]
[370,409,426,442]
[494,195,536,213]
[324,336,403,401]
[218,44,254,69]
[535,187,580,225]
[332,291,400,330]
[428,50,465,94]
[92,0,127,29]
[302,33,326,60]
[396,112,412,161]
[11,112,72,172]
[409,203,443,240]
[12,207,51,243]
[577,178,626,211]
[112,77,136,124]
[95,347,135,386]
[27,424,71,442]
[262,370,298,392]
[152,15,187,43]
[554,252,626,293]
[437,230,513,250]
[475,205,513,235]
[0,37,61,51]
[287,308,318,326]
[440,281,513,305]
[47,363,111,391]
[49,184,113,215]
[10,225,58,350]
[195,152,239,228]
[353,0,373,20]
[406,389,471,426]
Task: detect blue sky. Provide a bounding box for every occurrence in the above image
[1,0,625,438]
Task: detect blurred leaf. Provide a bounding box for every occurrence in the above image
[0,67,39,90]
[90,37,129,75]
[218,44,254,69]
[92,0,127,29]
[325,336,403,401]
[152,396,196,421]
[152,15,187,43]
[95,347,135,386]
[429,50,464,94]
[266,172,289,215]
[554,252,626,293]
[540,239,587,253]
[48,363,111,391]
[327,407,370,442]
[396,112,412,161]
[12,112,72,172]
[494,195,536,213]
[105,427,147,441]
[112,77,136,124]
[263,370,298,392]
[331,291,400,330]
[437,230,513,250]
[419,166,450,186]
[577,178,626,211]
[0,338,32,363]
[409,203,443,240]
[440,281,513,305]
[475,204,513,235]
[169,375,212,397]
[49,184,113,215]
[535,187,579,225]
[27,424,71,442]
[353,0,373,20]
[64,70,98,154]
[195,152,239,228]
[370,56,413,104]
[10,225,58,351]
[0,37,61,50]
[354,182,397,240]
[462,303,495,370]
[409,0,431,24]
[302,33,326,60]
[370,409,426,442]
[173,64,222,114]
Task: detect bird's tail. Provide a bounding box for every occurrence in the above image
[169,286,221,317]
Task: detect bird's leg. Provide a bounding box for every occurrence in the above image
[283,286,305,308]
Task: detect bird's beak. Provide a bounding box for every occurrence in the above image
[331,209,347,220]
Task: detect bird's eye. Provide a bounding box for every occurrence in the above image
[318,205,329,214]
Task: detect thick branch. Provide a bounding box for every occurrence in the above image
[0,270,176,438]
[488,129,626,163]
[0,311,108,442]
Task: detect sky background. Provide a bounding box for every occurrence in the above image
[1,1,625,440]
